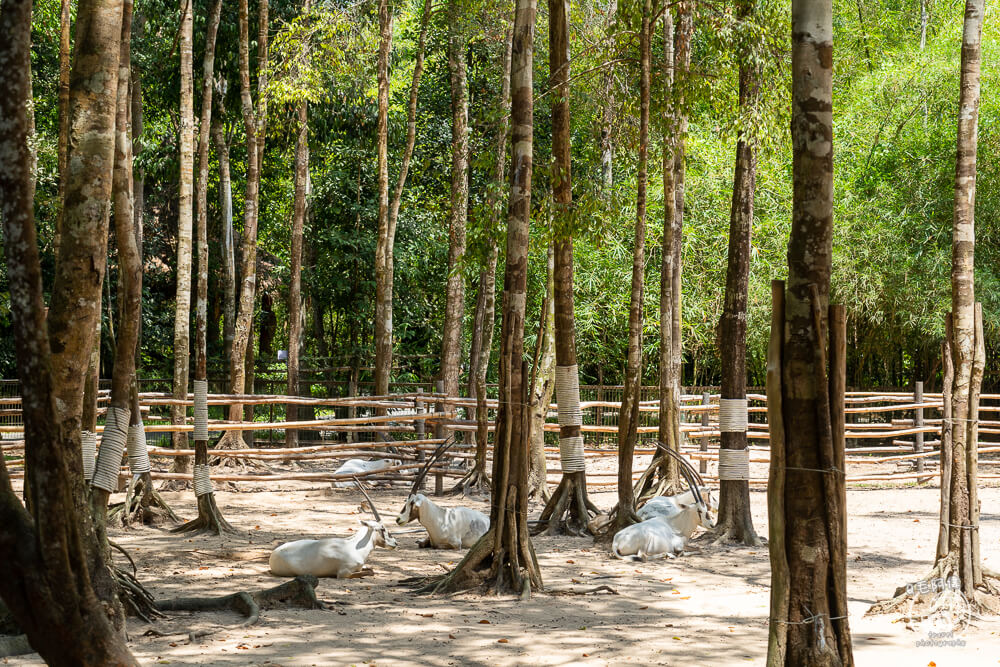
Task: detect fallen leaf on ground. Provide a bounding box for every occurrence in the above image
[498,639,509,644]
[479,619,491,624]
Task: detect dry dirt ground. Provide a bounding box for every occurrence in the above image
[5,481,1000,666]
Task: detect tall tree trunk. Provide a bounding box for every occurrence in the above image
[226,0,268,443]
[431,0,542,595]
[766,0,853,662]
[54,0,72,263]
[612,0,652,533]
[439,0,470,399]
[287,0,312,448]
[213,102,236,368]
[649,7,681,501]
[373,0,395,398]
[940,0,988,599]
[171,0,195,459]
[713,0,761,547]
[536,0,596,535]
[528,248,555,499]
[0,1,137,662]
[457,18,512,496]
[598,0,617,190]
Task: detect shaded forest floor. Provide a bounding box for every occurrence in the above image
[5,477,1000,665]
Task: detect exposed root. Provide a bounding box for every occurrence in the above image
[413,532,495,595]
[533,472,599,536]
[707,513,763,548]
[110,474,179,527]
[171,493,239,536]
[633,454,681,503]
[591,504,642,544]
[212,432,268,472]
[866,553,1000,622]
[547,585,619,596]
[449,467,491,497]
[155,575,321,640]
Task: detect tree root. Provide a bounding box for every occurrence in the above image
[171,492,239,536]
[546,585,618,596]
[866,553,1000,621]
[590,503,642,544]
[533,472,599,536]
[412,532,496,595]
[110,474,179,527]
[706,515,763,548]
[211,432,268,472]
[449,466,491,497]
[633,454,681,503]
[155,575,321,641]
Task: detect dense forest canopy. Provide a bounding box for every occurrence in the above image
[4,0,999,390]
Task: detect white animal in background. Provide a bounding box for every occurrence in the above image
[612,515,687,560]
[332,458,397,488]
[270,482,397,578]
[637,486,719,522]
[395,441,489,549]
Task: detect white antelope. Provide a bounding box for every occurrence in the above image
[270,481,397,578]
[613,447,714,559]
[637,486,718,522]
[332,458,397,488]
[396,442,489,549]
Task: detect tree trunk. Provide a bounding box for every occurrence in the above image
[0,1,137,662]
[767,0,853,661]
[373,0,395,398]
[226,0,268,443]
[940,0,986,599]
[439,0,470,400]
[713,0,761,547]
[536,0,596,535]
[613,0,652,533]
[287,0,311,448]
[528,248,555,499]
[430,0,542,596]
[171,0,195,460]
[54,0,72,263]
[213,103,236,368]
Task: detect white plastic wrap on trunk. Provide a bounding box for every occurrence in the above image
[92,406,130,492]
[193,463,214,497]
[127,421,151,474]
[718,447,750,481]
[718,398,748,433]
[193,379,209,441]
[81,430,97,482]
[555,365,582,427]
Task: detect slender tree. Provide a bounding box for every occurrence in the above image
[428,0,542,595]
[213,93,236,366]
[712,0,761,547]
[373,0,395,398]
[171,0,196,459]
[287,0,312,448]
[54,0,72,262]
[611,0,652,534]
[528,247,554,499]
[0,0,137,662]
[536,0,598,534]
[439,0,471,400]
[766,0,853,661]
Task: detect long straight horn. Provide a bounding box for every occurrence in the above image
[354,477,382,522]
[655,440,706,488]
[409,436,455,496]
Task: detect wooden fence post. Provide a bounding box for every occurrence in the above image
[434,379,445,495]
[914,380,925,478]
[700,391,710,475]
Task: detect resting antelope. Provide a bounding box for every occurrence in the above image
[270,481,397,578]
[613,448,714,559]
[396,442,489,549]
[332,458,398,488]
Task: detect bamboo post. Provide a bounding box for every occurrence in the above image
[434,379,445,495]
[914,380,925,478]
[699,391,710,474]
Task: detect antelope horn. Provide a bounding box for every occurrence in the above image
[655,441,706,488]
[409,436,455,496]
[353,476,382,523]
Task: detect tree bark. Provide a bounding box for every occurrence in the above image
[767,0,853,662]
[536,0,595,535]
[373,0,395,398]
[439,0,471,400]
[287,0,312,448]
[0,1,137,663]
[226,0,268,443]
[713,0,761,547]
[940,0,985,598]
[528,248,555,498]
[54,0,72,263]
[213,102,236,369]
[613,0,652,533]
[431,0,542,595]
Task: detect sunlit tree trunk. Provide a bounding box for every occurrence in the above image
[528,248,555,499]
[213,102,236,367]
[766,0,853,662]
[373,0,395,398]
[54,0,72,263]
[713,0,761,547]
[439,0,471,400]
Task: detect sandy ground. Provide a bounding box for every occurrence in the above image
[4,480,1000,667]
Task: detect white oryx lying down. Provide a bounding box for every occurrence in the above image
[270,482,397,578]
[613,446,715,560]
[332,458,397,488]
[396,442,490,549]
[637,486,719,522]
